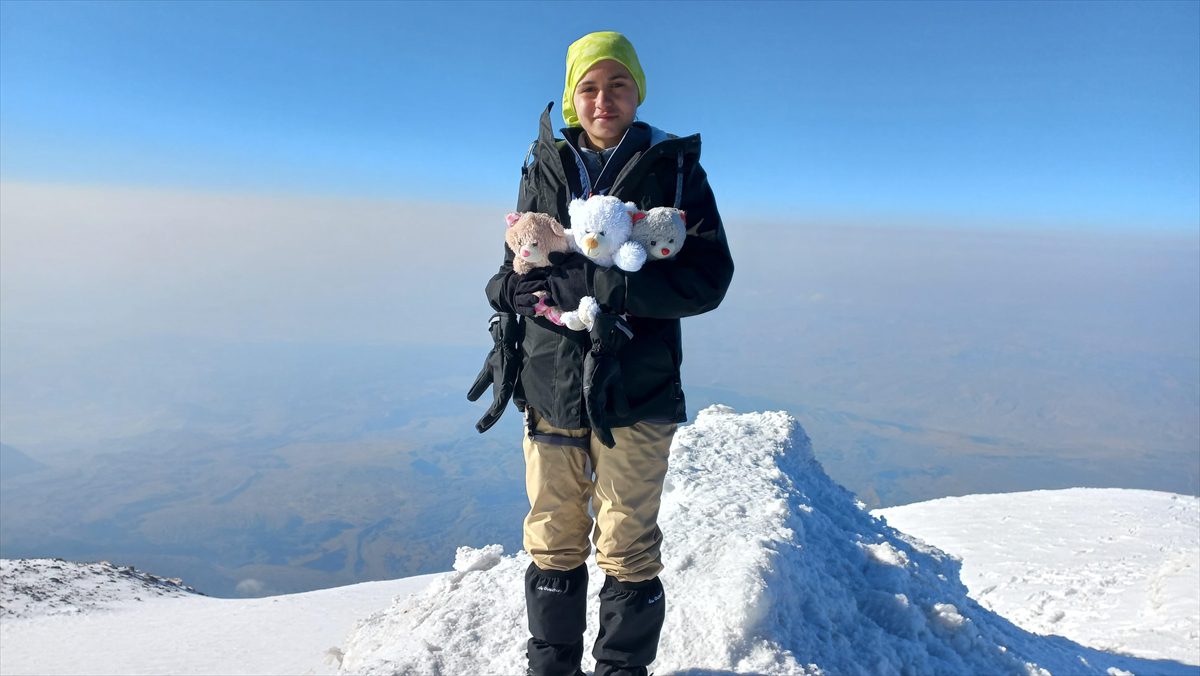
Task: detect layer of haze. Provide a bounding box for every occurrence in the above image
[2,181,1197,595]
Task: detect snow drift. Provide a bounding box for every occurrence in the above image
[338,406,1195,675]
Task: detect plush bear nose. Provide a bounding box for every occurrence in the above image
[583,235,599,251]
[521,250,530,257]
[661,248,670,256]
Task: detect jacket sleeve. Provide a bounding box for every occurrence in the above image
[484,244,518,313]
[591,160,734,319]
[484,156,540,312]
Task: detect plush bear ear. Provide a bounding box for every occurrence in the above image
[631,211,647,224]
[506,213,521,227]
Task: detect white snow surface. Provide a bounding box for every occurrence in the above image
[2,407,1197,676]
[337,406,1198,675]
[0,563,439,675]
[877,488,1200,666]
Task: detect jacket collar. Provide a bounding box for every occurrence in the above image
[533,102,703,200]
[560,122,650,198]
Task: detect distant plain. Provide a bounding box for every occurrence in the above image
[2,183,1196,596]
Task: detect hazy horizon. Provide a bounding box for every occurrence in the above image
[2,180,1197,596]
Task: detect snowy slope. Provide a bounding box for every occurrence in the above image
[877,489,1200,666]
[0,562,440,676]
[2,407,1197,676]
[337,406,1197,675]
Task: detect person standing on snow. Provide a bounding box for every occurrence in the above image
[481,31,734,676]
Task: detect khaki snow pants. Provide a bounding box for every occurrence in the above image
[522,408,676,583]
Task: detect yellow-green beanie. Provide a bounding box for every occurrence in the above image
[562,31,646,127]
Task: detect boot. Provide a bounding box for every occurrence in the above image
[592,576,665,676]
[526,563,588,676]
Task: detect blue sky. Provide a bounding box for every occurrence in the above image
[1,0,1197,231]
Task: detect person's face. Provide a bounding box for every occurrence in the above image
[572,60,639,150]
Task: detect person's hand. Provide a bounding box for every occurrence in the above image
[583,313,633,448]
[467,312,523,433]
[543,251,593,313]
[512,268,551,317]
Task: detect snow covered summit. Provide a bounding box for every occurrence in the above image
[338,406,1195,675]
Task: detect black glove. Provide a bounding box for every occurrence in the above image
[543,251,592,313]
[513,272,550,317]
[583,313,632,448]
[467,312,523,433]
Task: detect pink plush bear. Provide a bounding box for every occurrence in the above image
[505,212,571,275]
[504,211,577,327]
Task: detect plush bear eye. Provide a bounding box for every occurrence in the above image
[530,241,538,247]
[668,239,675,244]
[600,231,606,236]
[650,240,657,246]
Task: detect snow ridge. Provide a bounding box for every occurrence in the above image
[338,406,1195,675]
[1,558,200,620]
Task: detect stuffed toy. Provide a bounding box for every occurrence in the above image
[559,296,601,332]
[505,211,571,274]
[629,207,687,262]
[544,196,636,332]
[565,195,646,272]
[504,211,575,326]
[556,200,690,332]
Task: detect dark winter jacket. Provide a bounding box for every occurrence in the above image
[485,103,734,430]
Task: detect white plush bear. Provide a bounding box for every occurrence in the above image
[559,295,601,332]
[559,198,684,332]
[565,195,646,272]
[629,207,687,262]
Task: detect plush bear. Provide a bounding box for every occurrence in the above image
[559,295,601,332]
[505,211,571,275]
[504,211,576,326]
[565,195,646,272]
[556,200,690,332]
[629,207,687,262]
